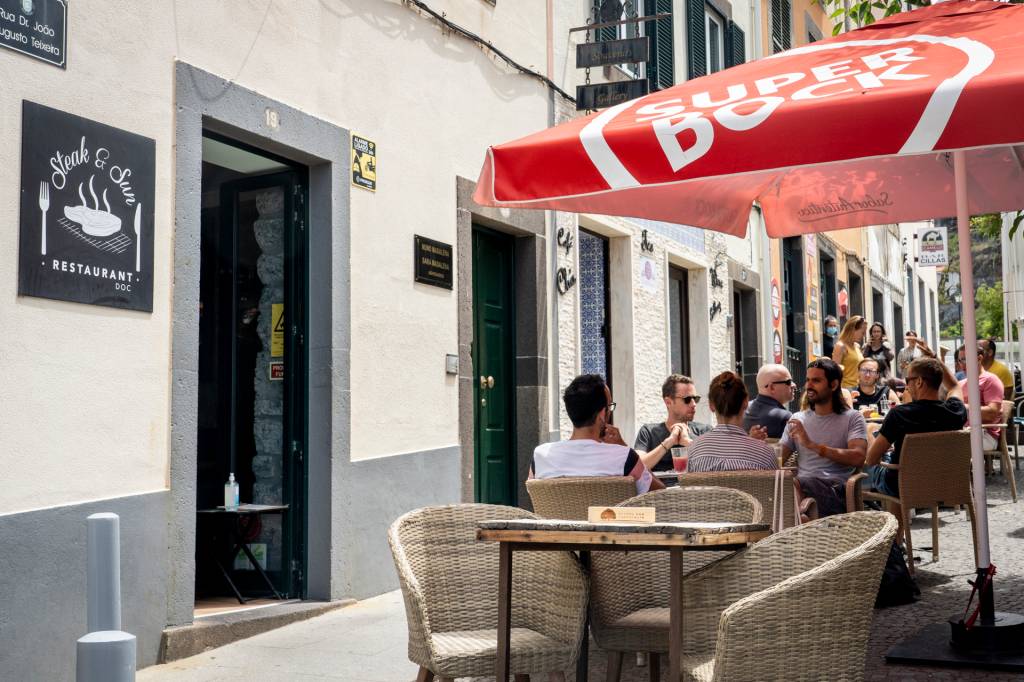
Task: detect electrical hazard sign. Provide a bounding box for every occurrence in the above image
[351,134,377,191]
[271,303,285,357]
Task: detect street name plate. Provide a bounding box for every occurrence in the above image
[576,80,649,111]
[414,235,453,290]
[0,0,67,68]
[577,36,649,68]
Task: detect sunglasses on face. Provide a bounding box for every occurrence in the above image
[770,379,795,387]
[606,402,617,413]
[672,395,701,405]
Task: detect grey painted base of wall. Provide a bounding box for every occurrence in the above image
[336,445,462,599]
[0,490,169,682]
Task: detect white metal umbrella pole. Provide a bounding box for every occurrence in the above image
[954,150,996,620]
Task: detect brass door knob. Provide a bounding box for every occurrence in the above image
[480,375,496,389]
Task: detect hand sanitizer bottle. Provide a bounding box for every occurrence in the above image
[224,473,239,509]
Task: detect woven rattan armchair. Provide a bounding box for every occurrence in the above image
[590,486,763,681]
[863,431,979,574]
[676,469,816,529]
[388,504,587,681]
[678,511,897,681]
[982,400,1018,502]
[526,476,637,520]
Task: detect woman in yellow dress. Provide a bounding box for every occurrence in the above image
[832,315,867,388]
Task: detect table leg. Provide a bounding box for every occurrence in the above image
[496,542,512,681]
[236,539,283,599]
[215,555,248,604]
[669,549,683,682]
[577,550,591,682]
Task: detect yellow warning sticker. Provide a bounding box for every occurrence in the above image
[271,303,285,357]
[351,134,377,191]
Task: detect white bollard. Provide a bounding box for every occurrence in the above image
[87,513,122,632]
[77,631,136,682]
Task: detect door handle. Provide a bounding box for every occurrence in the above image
[479,375,495,389]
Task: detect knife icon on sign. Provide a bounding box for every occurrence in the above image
[134,203,142,272]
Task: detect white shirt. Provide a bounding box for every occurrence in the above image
[530,439,653,494]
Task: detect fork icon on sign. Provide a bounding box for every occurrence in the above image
[39,181,50,255]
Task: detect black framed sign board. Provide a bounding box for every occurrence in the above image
[19,101,155,311]
[414,235,453,290]
[0,0,67,68]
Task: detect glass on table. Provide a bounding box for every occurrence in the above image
[671,446,688,472]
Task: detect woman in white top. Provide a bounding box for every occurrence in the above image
[687,372,778,472]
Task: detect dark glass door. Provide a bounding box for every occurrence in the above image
[472,227,517,505]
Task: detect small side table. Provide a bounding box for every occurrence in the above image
[197,503,289,604]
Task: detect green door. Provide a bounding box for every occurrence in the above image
[472,227,517,505]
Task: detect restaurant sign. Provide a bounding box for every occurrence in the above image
[576,36,649,69]
[576,80,649,111]
[414,235,453,290]
[917,225,948,267]
[18,101,155,311]
[0,0,67,68]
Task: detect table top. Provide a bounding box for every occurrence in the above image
[196,503,289,514]
[477,518,770,548]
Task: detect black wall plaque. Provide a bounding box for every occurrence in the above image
[576,80,649,111]
[577,37,649,69]
[414,235,453,290]
[0,0,67,68]
[19,101,156,311]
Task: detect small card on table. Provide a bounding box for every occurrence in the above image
[587,506,656,523]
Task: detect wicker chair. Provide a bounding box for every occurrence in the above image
[676,469,816,530]
[863,431,979,574]
[982,400,1018,503]
[590,486,763,681]
[387,504,587,681]
[678,511,897,681]
[526,476,637,519]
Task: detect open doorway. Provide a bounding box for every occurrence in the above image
[194,133,308,614]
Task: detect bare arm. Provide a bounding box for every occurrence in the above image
[787,421,867,467]
[648,474,666,490]
[981,400,1002,422]
[865,433,891,466]
[940,362,962,401]
[1005,385,1015,401]
[832,340,846,364]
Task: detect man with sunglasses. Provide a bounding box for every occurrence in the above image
[743,364,797,439]
[531,374,664,494]
[634,374,711,471]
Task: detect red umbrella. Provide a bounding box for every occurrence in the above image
[475,0,1024,669]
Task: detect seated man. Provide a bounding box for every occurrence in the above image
[780,358,868,517]
[688,371,778,472]
[531,374,664,494]
[865,358,967,497]
[634,374,711,471]
[981,338,1015,400]
[958,343,1005,451]
[743,363,796,439]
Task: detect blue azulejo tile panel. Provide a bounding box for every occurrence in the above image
[629,217,705,254]
[578,230,608,380]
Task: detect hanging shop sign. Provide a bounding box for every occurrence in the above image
[0,0,67,68]
[576,80,649,111]
[351,134,377,191]
[576,36,649,69]
[917,225,948,267]
[18,101,155,311]
[414,235,453,290]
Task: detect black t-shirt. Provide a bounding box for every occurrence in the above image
[864,342,894,377]
[877,398,968,491]
[852,385,886,410]
[634,421,712,471]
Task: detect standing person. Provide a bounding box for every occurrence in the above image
[688,372,778,472]
[957,343,1006,451]
[980,338,1015,400]
[863,322,895,378]
[832,315,867,389]
[895,330,922,379]
[530,374,664,494]
[743,363,796,438]
[780,358,868,516]
[850,358,900,414]
[634,374,711,471]
[864,358,966,498]
[823,315,839,360]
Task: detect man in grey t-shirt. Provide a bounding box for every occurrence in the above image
[781,358,868,516]
[634,374,711,471]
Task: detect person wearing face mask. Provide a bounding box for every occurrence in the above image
[823,315,839,359]
[634,374,711,471]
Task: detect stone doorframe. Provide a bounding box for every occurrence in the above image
[170,62,350,624]
[455,177,549,508]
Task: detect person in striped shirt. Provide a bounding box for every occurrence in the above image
[687,372,779,473]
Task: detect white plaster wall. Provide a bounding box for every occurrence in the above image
[0,0,564,512]
[556,212,580,439]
